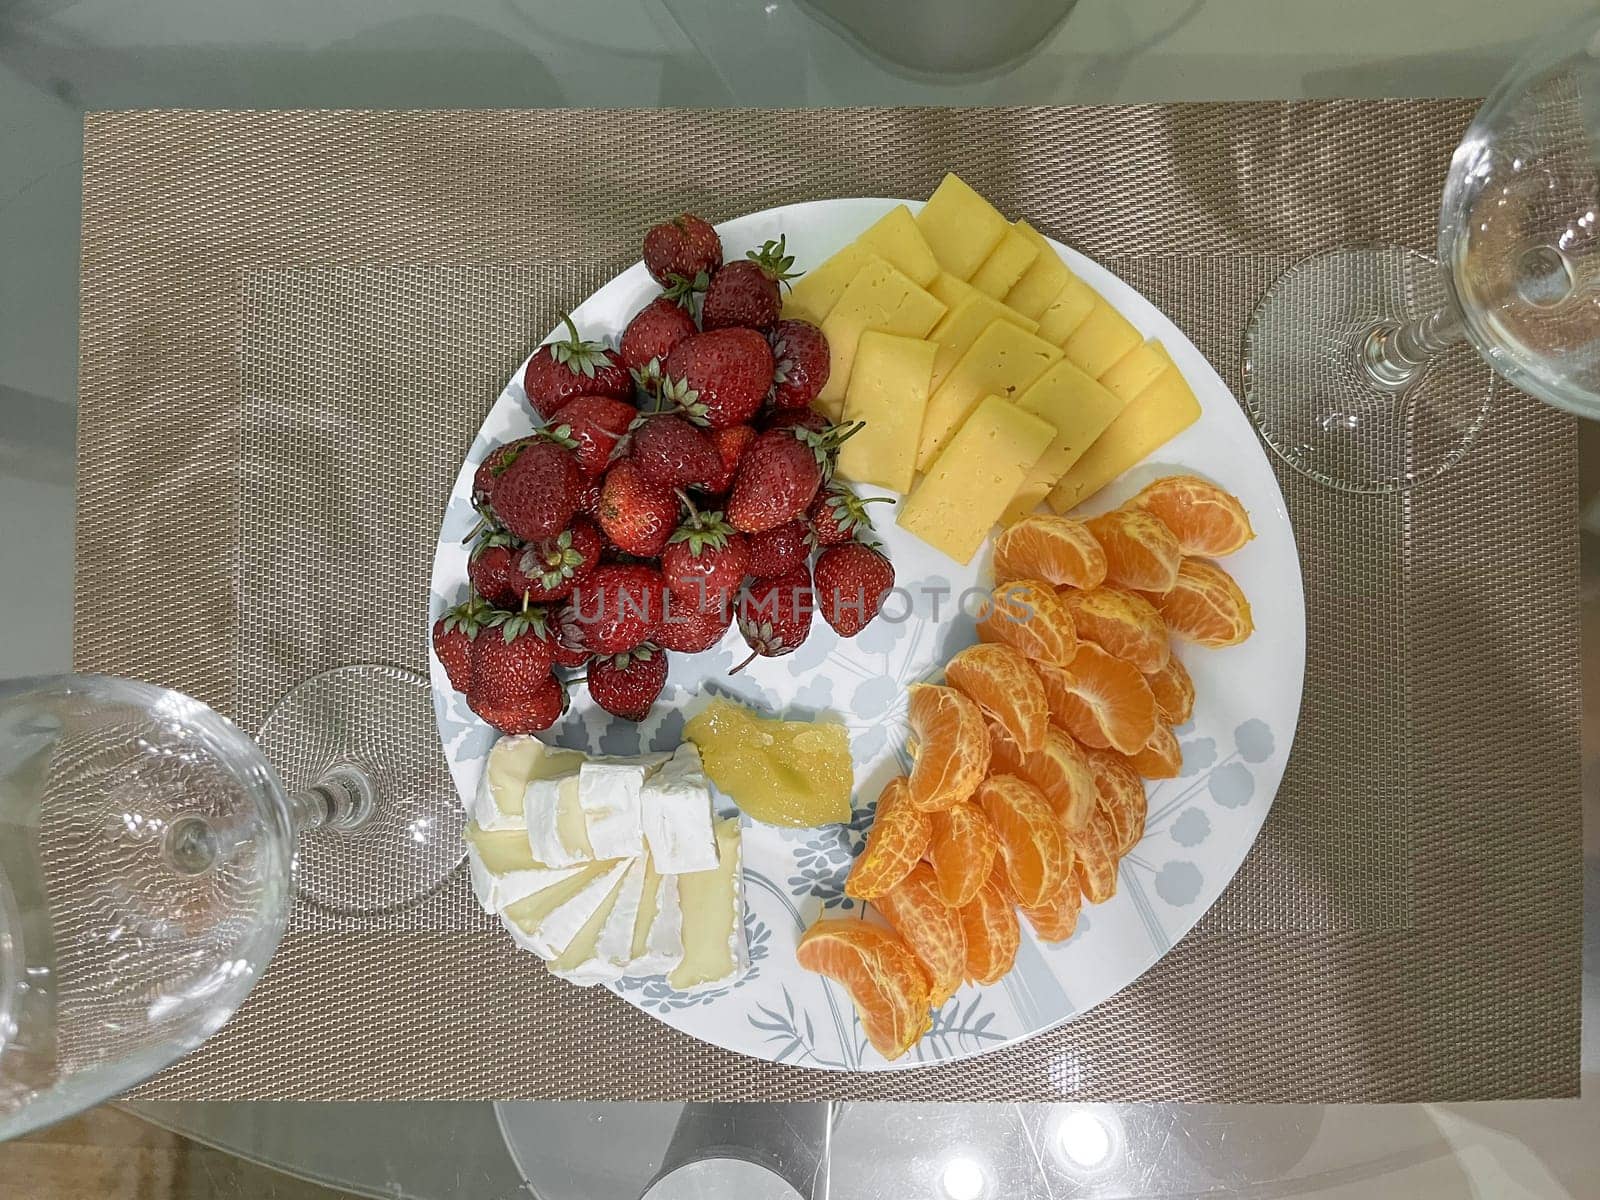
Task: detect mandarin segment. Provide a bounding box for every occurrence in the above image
[1059,586,1170,673]
[926,802,1001,907]
[1130,475,1255,557]
[993,515,1108,589]
[988,718,1097,831]
[1018,877,1083,943]
[976,773,1073,908]
[1149,558,1255,648]
[958,874,1021,985]
[906,684,992,811]
[796,920,933,1061]
[1084,508,1182,593]
[845,777,932,900]
[1035,642,1158,755]
[1069,809,1119,903]
[874,863,969,1008]
[1126,723,1181,779]
[946,642,1050,753]
[1144,653,1196,724]
[975,578,1079,667]
[1083,747,1148,854]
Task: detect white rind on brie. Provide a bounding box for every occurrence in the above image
[668,817,750,993]
[501,858,631,960]
[525,767,595,867]
[639,743,720,875]
[473,735,584,830]
[550,856,648,986]
[577,756,666,860]
[464,822,587,913]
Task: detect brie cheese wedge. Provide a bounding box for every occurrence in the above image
[464,821,587,914]
[639,743,719,875]
[668,817,749,993]
[624,851,685,978]
[525,764,596,867]
[501,858,631,960]
[550,855,649,986]
[577,756,666,860]
[473,736,584,831]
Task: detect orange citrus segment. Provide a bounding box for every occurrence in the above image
[945,642,1050,753]
[1084,747,1148,854]
[993,515,1108,589]
[1145,654,1196,724]
[874,863,968,1008]
[1084,508,1182,593]
[1018,876,1083,943]
[976,773,1073,908]
[975,579,1078,667]
[1069,809,1119,903]
[926,802,1001,907]
[845,777,932,900]
[796,920,933,1061]
[1126,723,1181,779]
[1035,642,1158,755]
[988,718,1096,831]
[958,873,1021,985]
[1059,586,1170,674]
[906,684,991,812]
[1130,475,1255,557]
[1148,558,1254,648]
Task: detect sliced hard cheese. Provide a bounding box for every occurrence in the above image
[781,243,879,326]
[969,221,1041,299]
[1048,361,1201,512]
[926,292,1039,392]
[916,320,1062,470]
[640,742,719,875]
[473,735,584,831]
[1004,225,1075,320]
[1064,301,1143,380]
[816,258,946,417]
[1000,359,1128,526]
[550,856,647,986]
[1099,338,1171,402]
[526,765,595,867]
[899,395,1056,565]
[1035,274,1098,345]
[628,854,685,977]
[501,858,630,959]
[835,332,937,493]
[578,756,664,861]
[915,173,1010,280]
[668,818,750,992]
[857,205,940,288]
[465,822,588,914]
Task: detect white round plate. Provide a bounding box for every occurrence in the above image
[429,199,1305,1071]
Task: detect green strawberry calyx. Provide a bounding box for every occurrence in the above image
[469,527,519,562]
[669,492,735,556]
[537,423,580,451]
[441,595,496,640]
[605,645,657,672]
[816,487,894,540]
[795,419,866,471]
[662,271,709,307]
[747,235,802,291]
[487,594,553,644]
[518,529,586,590]
[658,374,710,427]
[550,313,616,378]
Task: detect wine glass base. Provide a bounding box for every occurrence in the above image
[1241,246,1497,493]
[256,665,465,915]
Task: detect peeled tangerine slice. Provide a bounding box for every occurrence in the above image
[1145,654,1196,725]
[1072,809,1120,903]
[1059,586,1170,675]
[975,579,1079,668]
[906,684,991,812]
[1148,558,1255,649]
[1084,508,1182,594]
[976,774,1072,909]
[1130,475,1256,558]
[1035,643,1159,756]
[992,515,1108,590]
[959,868,1021,985]
[874,863,968,1009]
[797,920,933,1061]
[944,642,1049,753]
[1017,875,1083,943]
[985,719,1097,832]
[685,699,852,827]
[844,777,931,900]
[1126,724,1182,780]
[1082,747,1149,855]
[926,802,1000,907]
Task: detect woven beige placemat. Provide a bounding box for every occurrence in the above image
[76,106,1580,1101]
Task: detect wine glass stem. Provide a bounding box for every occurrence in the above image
[287,764,377,835]
[1361,302,1466,391]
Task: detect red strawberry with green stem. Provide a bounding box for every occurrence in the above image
[490,432,584,541]
[662,494,749,604]
[565,562,667,655]
[523,315,631,420]
[654,592,733,653]
[469,601,556,707]
[432,595,495,693]
[807,483,893,546]
[470,670,566,735]
[726,420,863,534]
[660,329,775,429]
[745,519,811,578]
[586,646,670,721]
[701,237,800,332]
[731,569,815,674]
[549,395,637,476]
[700,424,757,494]
[597,459,680,557]
[643,214,723,290]
[472,436,539,509]
[767,319,831,409]
[469,529,534,608]
[626,413,719,491]
[619,296,698,378]
[814,541,895,637]
[517,517,603,602]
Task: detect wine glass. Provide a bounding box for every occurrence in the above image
[1241,12,1600,492]
[0,667,461,1140]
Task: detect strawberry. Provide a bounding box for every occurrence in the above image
[576,476,603,520]
[654,592,733,653]
[732,568,815,673]
[544,602,595,668]
[660,329,775,430]
[701,424,757,494]
[745,519,811,578]
[767,319,831,409]
[662,498,749,604]
[619,296,698,377]
[725,422,862,534]
[807,483,893,546]
[432,596,494,693]
[566,562,666,654]
[627,414,719,491]
[472,436,539,508]
[522,315,631,420]
[597,460,680,557]
[517,517,603,602]
[586,646,670,721]
[469,530,533,608]
[549,395,637,476]
[814,541,895,637]
[760,407,829,435]
[643,214,723,289]
[701,237,799,332]
[468,603,556,707]
[490,435,583,542]
[469,671,566,735]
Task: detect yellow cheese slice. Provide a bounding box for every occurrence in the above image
[836,332,937,493]
[898,396,1056,565]
[781,243,880,326]
[928,271,979,310]
[914,173,1010,280]
[927,293,1039,391]
[1000,359,1128,526]
[1035,274,1099,345]
[916,320,1062,471]
[857,205,940,288]
[1048,362,1201,512]
[969,220,1042,299]
[669,818,745,992]
[1064,301,1143,380]
[816,257,947,417]
[1099,339,1171,402]
[1004,225,1075,320]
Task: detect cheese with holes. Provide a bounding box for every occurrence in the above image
[899,396,1056,564]
[1048,360,1201,512]
[525,764,595,867]
[926,291,1040,391]
[1099,339,1171,402]
[1000,359,1128,526]
[914,173,1010,280]
[465,822,589,914]
[473,736,584,831]
[816,258,947,416]
[1035,273,1098,345]
[500,858,630,959]
[835,332,937,493]
[781,243,879,326]
[640,743,719,875]
[1064,301,1143,379]
[857,205,940,287]
[916,320,1062,470]
[1004,225,1075,320]
[578,756,665,861]
[668,818,749,992]
[629,854,685,977]
[550,855,648,985]
[969,220,1041,299]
